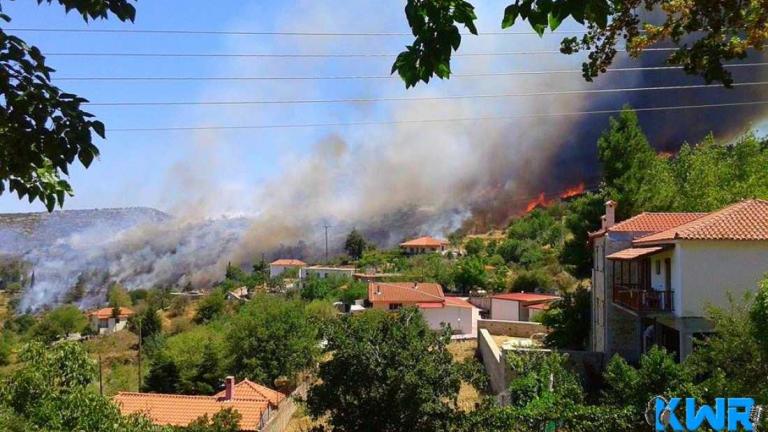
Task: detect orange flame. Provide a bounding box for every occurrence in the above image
[525,192,551,213]
[559,182,586,199]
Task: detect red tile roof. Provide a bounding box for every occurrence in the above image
[443,297,475,309]
[213,379,285,406]
[114,380,285,431]
[368,282,445,304]
[635,199,768,244]
[605,246,667,260]
[525,302,552,311]
[492,293,560,304]
[88,307,135,319]
[270,259,306,267]
[399,236,449,248]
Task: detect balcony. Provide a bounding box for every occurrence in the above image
[613,284,673,313]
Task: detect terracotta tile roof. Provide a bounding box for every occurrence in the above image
[611,212,707,233]
[114,393,270,431]
[368,282,445,304]
[492,293,560,304]
[399,236,449,248]
[605,246,667,260]
[88,307,135,319]
[270,259,306,267]
[635,199,768,244]
[213,379,285,406]
[114,379,285,431]
[443,297,475,309]
[525,302,552,311]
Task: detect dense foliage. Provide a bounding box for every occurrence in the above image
[306,308,462,432]
[394,1,767,87]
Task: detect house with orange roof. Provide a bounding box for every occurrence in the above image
[490,292,560,322]
[399,236,450,254]
[268,259,306,278]
[114,376,285,431]
[87,306,135,334]
[367,282,478,335]
[590,199,768,362]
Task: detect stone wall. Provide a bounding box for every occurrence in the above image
[477,319,549,338]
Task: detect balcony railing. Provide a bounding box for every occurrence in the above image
[613,284,673,312]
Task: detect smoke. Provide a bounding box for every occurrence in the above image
[3,1,768,310]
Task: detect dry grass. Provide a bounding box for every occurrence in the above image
[448,339,477,362]
[84,331,141,395]
[283,406,325,432]
[448,339,486,411]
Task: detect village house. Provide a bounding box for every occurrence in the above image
[590,199,768,362]
[299,265,356,280]
[399,236,449,254]
[367,282,478,335]
[490,292,560,322]
[268,259,306,278]
[114,377,285,431]
[87,307,135,335]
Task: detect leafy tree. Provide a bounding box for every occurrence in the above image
[452,256,487,292]
[227,295,319,386]
[306,308,461,432]
[337,280,368,304]
[107,283,133,308]
[300,275,335,301]
[560,193,605,277]
[506,350,584,407]
[464,237,485,256]
[133,305,162,342]
[510,269,552,293]
[32,304,87,341]
[750,277,768,356]
[0,0,137,210]
[188,342,223,394]
[344,229,367,260]
[0,341,163,431]
[185,408,241,432]
[538,288,590,350]
[194,291,227,324]
[394,0,766,88]
[143,351,181,394]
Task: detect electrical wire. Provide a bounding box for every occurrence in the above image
[82,81,768,107]
[105,99,768,132]
[6,27,590,36]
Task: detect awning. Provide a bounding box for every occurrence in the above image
[606,246,666,261]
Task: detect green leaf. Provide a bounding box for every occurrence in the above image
[502,4,520,29]
[91,120,106,139]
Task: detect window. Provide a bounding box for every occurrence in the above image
[389,303,402,311]
[655,260,661,275]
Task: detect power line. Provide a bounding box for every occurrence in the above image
[6,27,590,37]
[44,47,676,58]
[82,81,768,107]
[52,62,768,82]
[105,99,768,132]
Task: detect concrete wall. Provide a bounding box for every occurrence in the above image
[299,267,355,280]
[649,249,673,292]
[477,319,548,338]
[490,298,520,321]
[676,240,768,317]
[468,296,491,311]
[478,329,508,395]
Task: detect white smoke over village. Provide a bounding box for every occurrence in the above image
[2,0,768,310]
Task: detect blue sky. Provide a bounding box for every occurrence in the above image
[2,1,766,217]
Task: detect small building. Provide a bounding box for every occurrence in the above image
[399,236,449,254]
[87,307,135,335]
[269,259,306,278]
[367,282,478,335]
[299,265,356,280]
[226,286,249,302]
[114,376,285,431]
[490,293,560,322]
[591,199,768,362]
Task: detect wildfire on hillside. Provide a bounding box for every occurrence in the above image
[523,182,587,213]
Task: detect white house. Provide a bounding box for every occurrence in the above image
[590,199,768,362]
[269,259,306,278]
[399,236,449,255]
[88,307,135,334]
[490,292,560,321]
[367,282,478,335]
[299,266,356,280]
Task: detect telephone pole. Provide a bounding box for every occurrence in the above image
[323,223,331,263]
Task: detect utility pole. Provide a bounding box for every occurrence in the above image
[323,223,331,263]
[137,317,142,392]
[98,354,104,396]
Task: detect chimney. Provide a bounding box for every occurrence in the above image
[605,200,617,228]
[413,282,418,289]
[224,376,235,400]
[600,215,607,230]
[376,284,381,295]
